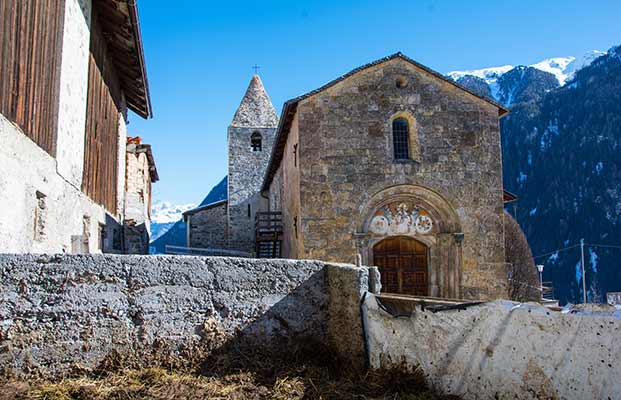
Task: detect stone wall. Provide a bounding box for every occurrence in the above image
[124,149,152,254]
[187,202,229,249]
[362,294,621,399]
[0,254,369,378]
[290,58,507,299]
[228,126,276,253]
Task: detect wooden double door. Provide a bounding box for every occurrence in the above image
[373,236,428,296]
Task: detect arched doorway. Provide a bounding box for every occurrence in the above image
[373,236,428,296]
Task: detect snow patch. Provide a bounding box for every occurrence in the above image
[595,161,604,175]
[575,260,582,285]
[589,248,598,273]
[548,251,559,263]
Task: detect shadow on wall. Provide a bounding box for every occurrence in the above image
[200,270,335,377]
[0,255,369,378]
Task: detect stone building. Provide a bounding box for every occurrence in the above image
[184,75,278,254]
[261,53,511,300]
[0,0,153,254]
[124,137,159,254]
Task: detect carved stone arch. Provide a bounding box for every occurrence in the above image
[389,111,420,162]
[355,184,464,298]
[357,184,462,235]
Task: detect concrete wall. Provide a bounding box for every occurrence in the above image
[0,0,132,254]
[362,294,621,400]
[292,58,506,299]
[0,254,369,378]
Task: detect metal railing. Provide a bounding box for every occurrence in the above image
[165,245,252,258]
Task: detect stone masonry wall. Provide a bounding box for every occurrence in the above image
[228,126,277,253]
[0,254,369,378]
[362,294,621,400]
[188,202,229,249]
[295,58,507,299]
[124,151,152,254]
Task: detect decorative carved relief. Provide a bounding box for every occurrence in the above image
[369,202,434,236]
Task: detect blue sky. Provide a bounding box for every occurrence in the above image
[127,0,621,206]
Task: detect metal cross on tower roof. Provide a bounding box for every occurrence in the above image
[252,64,260,74]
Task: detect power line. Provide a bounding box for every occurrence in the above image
[585,243,621,250]
[533,244,581,259]
[533,241,621,260]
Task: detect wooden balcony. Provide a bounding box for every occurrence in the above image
[255,211,283,258]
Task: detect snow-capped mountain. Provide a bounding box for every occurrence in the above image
[151,201,196,224]
[499,44,621,304]
[448,50,605,88]
[150,176,228,252]
[150,201,196,241]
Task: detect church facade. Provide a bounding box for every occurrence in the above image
[263,53,510,300]
[187,53,512,300]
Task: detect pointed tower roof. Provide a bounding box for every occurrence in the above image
[231,75,279,128]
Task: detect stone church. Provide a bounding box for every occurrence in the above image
[186,53,515,300]
[184,75,278,253]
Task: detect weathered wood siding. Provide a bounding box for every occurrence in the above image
[0,0,65,156]
[82,15,122,214]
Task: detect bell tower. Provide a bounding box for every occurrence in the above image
[227,75,279,253]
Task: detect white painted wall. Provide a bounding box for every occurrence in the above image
[362,295,621,400]
[0,115,108,253]
[0,0,130,254]
[55,0,91,187]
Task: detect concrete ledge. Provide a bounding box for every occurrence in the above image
[362,293,621,399]
[0,254,369,377]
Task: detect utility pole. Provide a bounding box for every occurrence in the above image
[581,238,587,304]
[537,264,544,301]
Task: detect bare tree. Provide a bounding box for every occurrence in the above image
[504,211,540,302]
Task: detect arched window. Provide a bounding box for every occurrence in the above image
[392,118,410,160]
[251,132,262,152]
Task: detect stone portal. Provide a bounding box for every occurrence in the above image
[356,185,464,298]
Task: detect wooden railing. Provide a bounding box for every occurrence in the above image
[255,212,283,258]
[255,212,283,238]
[542,282,555,301]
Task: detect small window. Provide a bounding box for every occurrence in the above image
[393,118,410,160]
[34,191,47,241]
[247,204,251,218]
[251,132,262,152]
[396,76,408,88]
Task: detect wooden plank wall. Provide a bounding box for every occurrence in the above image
[0,0,65,156]
[82,14,122,214]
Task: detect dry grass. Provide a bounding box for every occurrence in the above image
[0,367,443,400]
[0,342,454,400]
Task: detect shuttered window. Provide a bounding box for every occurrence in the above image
[0,0,65,156]
[82,15,121,214]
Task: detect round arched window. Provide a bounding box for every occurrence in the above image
[392,118,410,160]
[251,132,262,152]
